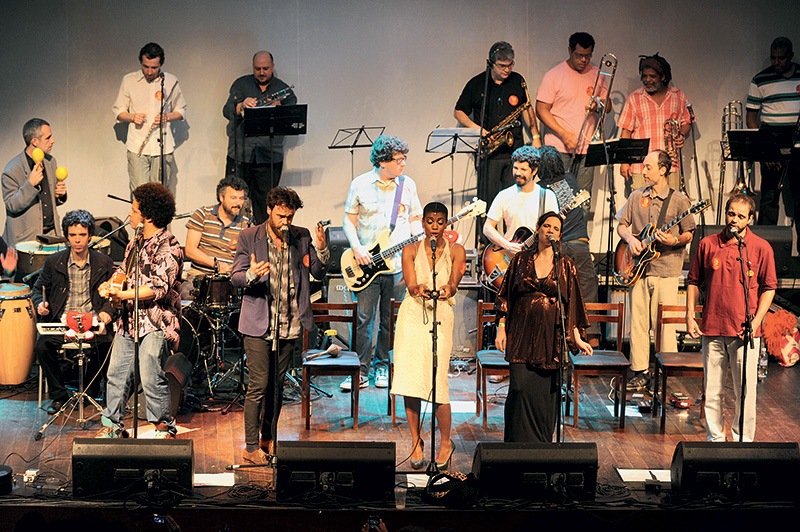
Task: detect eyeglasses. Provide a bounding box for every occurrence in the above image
[494,61,514,71]
[391,156,407,164]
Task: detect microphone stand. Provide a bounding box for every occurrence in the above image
[131,225,143,438]
[425,238,442,476]
[550,238,568,443]
[475,60,492,249]
[734,232,753,442]
[158,73,167,187]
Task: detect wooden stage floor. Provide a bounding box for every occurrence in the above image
[1,341,799,530]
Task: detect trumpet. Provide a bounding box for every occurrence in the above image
[716,100,751,222]
[569,53,617,174]
[664,117,687,194]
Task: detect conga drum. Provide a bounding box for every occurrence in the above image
[0,283,36,385]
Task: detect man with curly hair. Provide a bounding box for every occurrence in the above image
[341,135,423,390]
[97,183,184,438]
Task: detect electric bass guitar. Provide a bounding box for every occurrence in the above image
[613,199,710,287]
[480,189,591,292]
[341,199,486,292]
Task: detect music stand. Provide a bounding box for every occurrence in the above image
[328,126,385,180]
[726,128,791,164]
[426,128,480,214]
[586,138,650,292]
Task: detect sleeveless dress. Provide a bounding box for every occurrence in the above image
[390,240,454,404]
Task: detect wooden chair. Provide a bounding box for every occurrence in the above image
[566,301,630,429]
[388,298,402,426]
[474,300,509,429]
[653,303,704,433]
[300,301,360,430]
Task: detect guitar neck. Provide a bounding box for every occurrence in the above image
[372,210,472,261]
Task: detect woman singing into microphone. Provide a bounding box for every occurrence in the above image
[495,211,592,443]
[391,202,466,470]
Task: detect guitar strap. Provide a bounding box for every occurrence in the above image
[655,188,675,251]
[389,176,405,232]
[538,185,546,216]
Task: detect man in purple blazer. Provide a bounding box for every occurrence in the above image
[231,186,328,465]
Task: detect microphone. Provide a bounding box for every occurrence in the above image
[280,225,289,248]
[729,226,745,245]
[495,120,521,133]
[686,102,695,122]
[547,234,559,254]
[430,236,437,252]
[134,222,144,240]
[107,194,133,204]
[173,211,192,220]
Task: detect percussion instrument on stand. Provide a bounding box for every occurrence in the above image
[0,283,35,385]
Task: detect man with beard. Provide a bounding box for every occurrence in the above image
[231,186,328,464]
[223,51,298,224]
[618,53,691,196]
[181,176,251,299]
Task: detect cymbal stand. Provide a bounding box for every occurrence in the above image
[35,333,102,440]
[199,307,245,413]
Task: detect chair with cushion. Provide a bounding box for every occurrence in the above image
[652,303,704,433]
[474,300,509,429]
[301,301,360,430]
[565,301,630,429]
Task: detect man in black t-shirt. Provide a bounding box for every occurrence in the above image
[454,41,542,213]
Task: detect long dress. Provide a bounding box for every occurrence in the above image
[390,240,454,404]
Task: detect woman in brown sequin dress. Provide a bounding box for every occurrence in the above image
[495,211,593,443]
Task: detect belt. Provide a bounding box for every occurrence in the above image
[563,237,589,244]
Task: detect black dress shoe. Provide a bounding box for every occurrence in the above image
[46,401,64,416]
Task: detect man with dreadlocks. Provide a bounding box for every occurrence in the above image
[617,53,692,197]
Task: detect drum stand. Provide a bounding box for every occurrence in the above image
[35,335,102,440]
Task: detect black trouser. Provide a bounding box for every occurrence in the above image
[35,334,111,402]
[226,156,284,225]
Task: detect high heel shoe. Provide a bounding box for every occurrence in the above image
[435,439,455,470]
[410,439,426,470]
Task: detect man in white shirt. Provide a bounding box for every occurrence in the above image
[113,42,187,193]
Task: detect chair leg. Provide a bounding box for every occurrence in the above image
[352,370,359,429]
[660,373,668,433]
[572,371,580,428]
[618,370,626,429]
[475,363,482,417]
[391,393,397,427]
[302,367,311,430]
[482,373,488,429]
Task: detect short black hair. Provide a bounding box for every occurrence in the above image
[133,183,176,229]
[216,176,248,202]
[62,209,95,237]
[423,201,448,218]
[139,42,165,64]
[725,193,756,218]
[267,186,303,211]
[771,36,793,54]
[654,149,672,173]
[23,118,50,146]
[638,53,673,85]
[489,41,514,63]
[569,32,595,52]
[537,145,566,184]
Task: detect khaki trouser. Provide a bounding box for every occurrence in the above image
[629,275,680,372]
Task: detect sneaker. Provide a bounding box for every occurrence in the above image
[375,367,389,388]
[340,375,369,391]
[488,374,508,384]
[626,370,651,391]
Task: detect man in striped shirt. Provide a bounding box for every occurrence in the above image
[746,37,800,247]
[181,176,250,300]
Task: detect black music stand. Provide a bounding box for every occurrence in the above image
[726,128,790,164]
[328,126,385,180]
[586,138,649,294]
[426,128,480,214]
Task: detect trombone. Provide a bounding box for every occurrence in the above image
[569,53,618,174]
[716,100,752,223]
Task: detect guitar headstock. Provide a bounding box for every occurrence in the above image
[691,199,712,213]
[457,197,487,220]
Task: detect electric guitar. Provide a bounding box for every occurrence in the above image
[613,199,711,287]
[341,199,486,292]
[480,189,591,292]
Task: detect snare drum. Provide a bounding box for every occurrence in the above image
[192,274,238,310]
[0,283,36,385]
[15,237,111,276]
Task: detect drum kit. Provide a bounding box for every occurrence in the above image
[180,273,245,403]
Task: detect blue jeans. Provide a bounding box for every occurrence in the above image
[354,271,405,378]
[127,150,175,194]
[101,331,174,430]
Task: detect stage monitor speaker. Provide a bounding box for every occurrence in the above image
[472,442,597,501]
[326,226,348,273]
[276,441,395,502]
[72,438,193,499]
[688,225,793,277]
[670,441,800,501]
[94,216,130,263]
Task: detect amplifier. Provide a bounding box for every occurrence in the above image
[325,226,348,274]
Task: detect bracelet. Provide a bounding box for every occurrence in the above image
[674,235,680,246]
[532,134,541,139]
[498,322,506,328]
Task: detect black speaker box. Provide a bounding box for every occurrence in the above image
[275,441,395,502]
[72,438,193,499]
[689,225,793,277]
[670,441,800,501]
[94,216,130,263]
[325,226,348,273]
[472,442,598,501]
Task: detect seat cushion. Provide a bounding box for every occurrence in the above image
[570,350,629,368]
[476,349,508,368]
[655,351,703,369]
[302,350,360,368]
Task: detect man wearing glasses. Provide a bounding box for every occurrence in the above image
[455,41,541,212]
[340,136,423,391]
[536,32,599,218]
